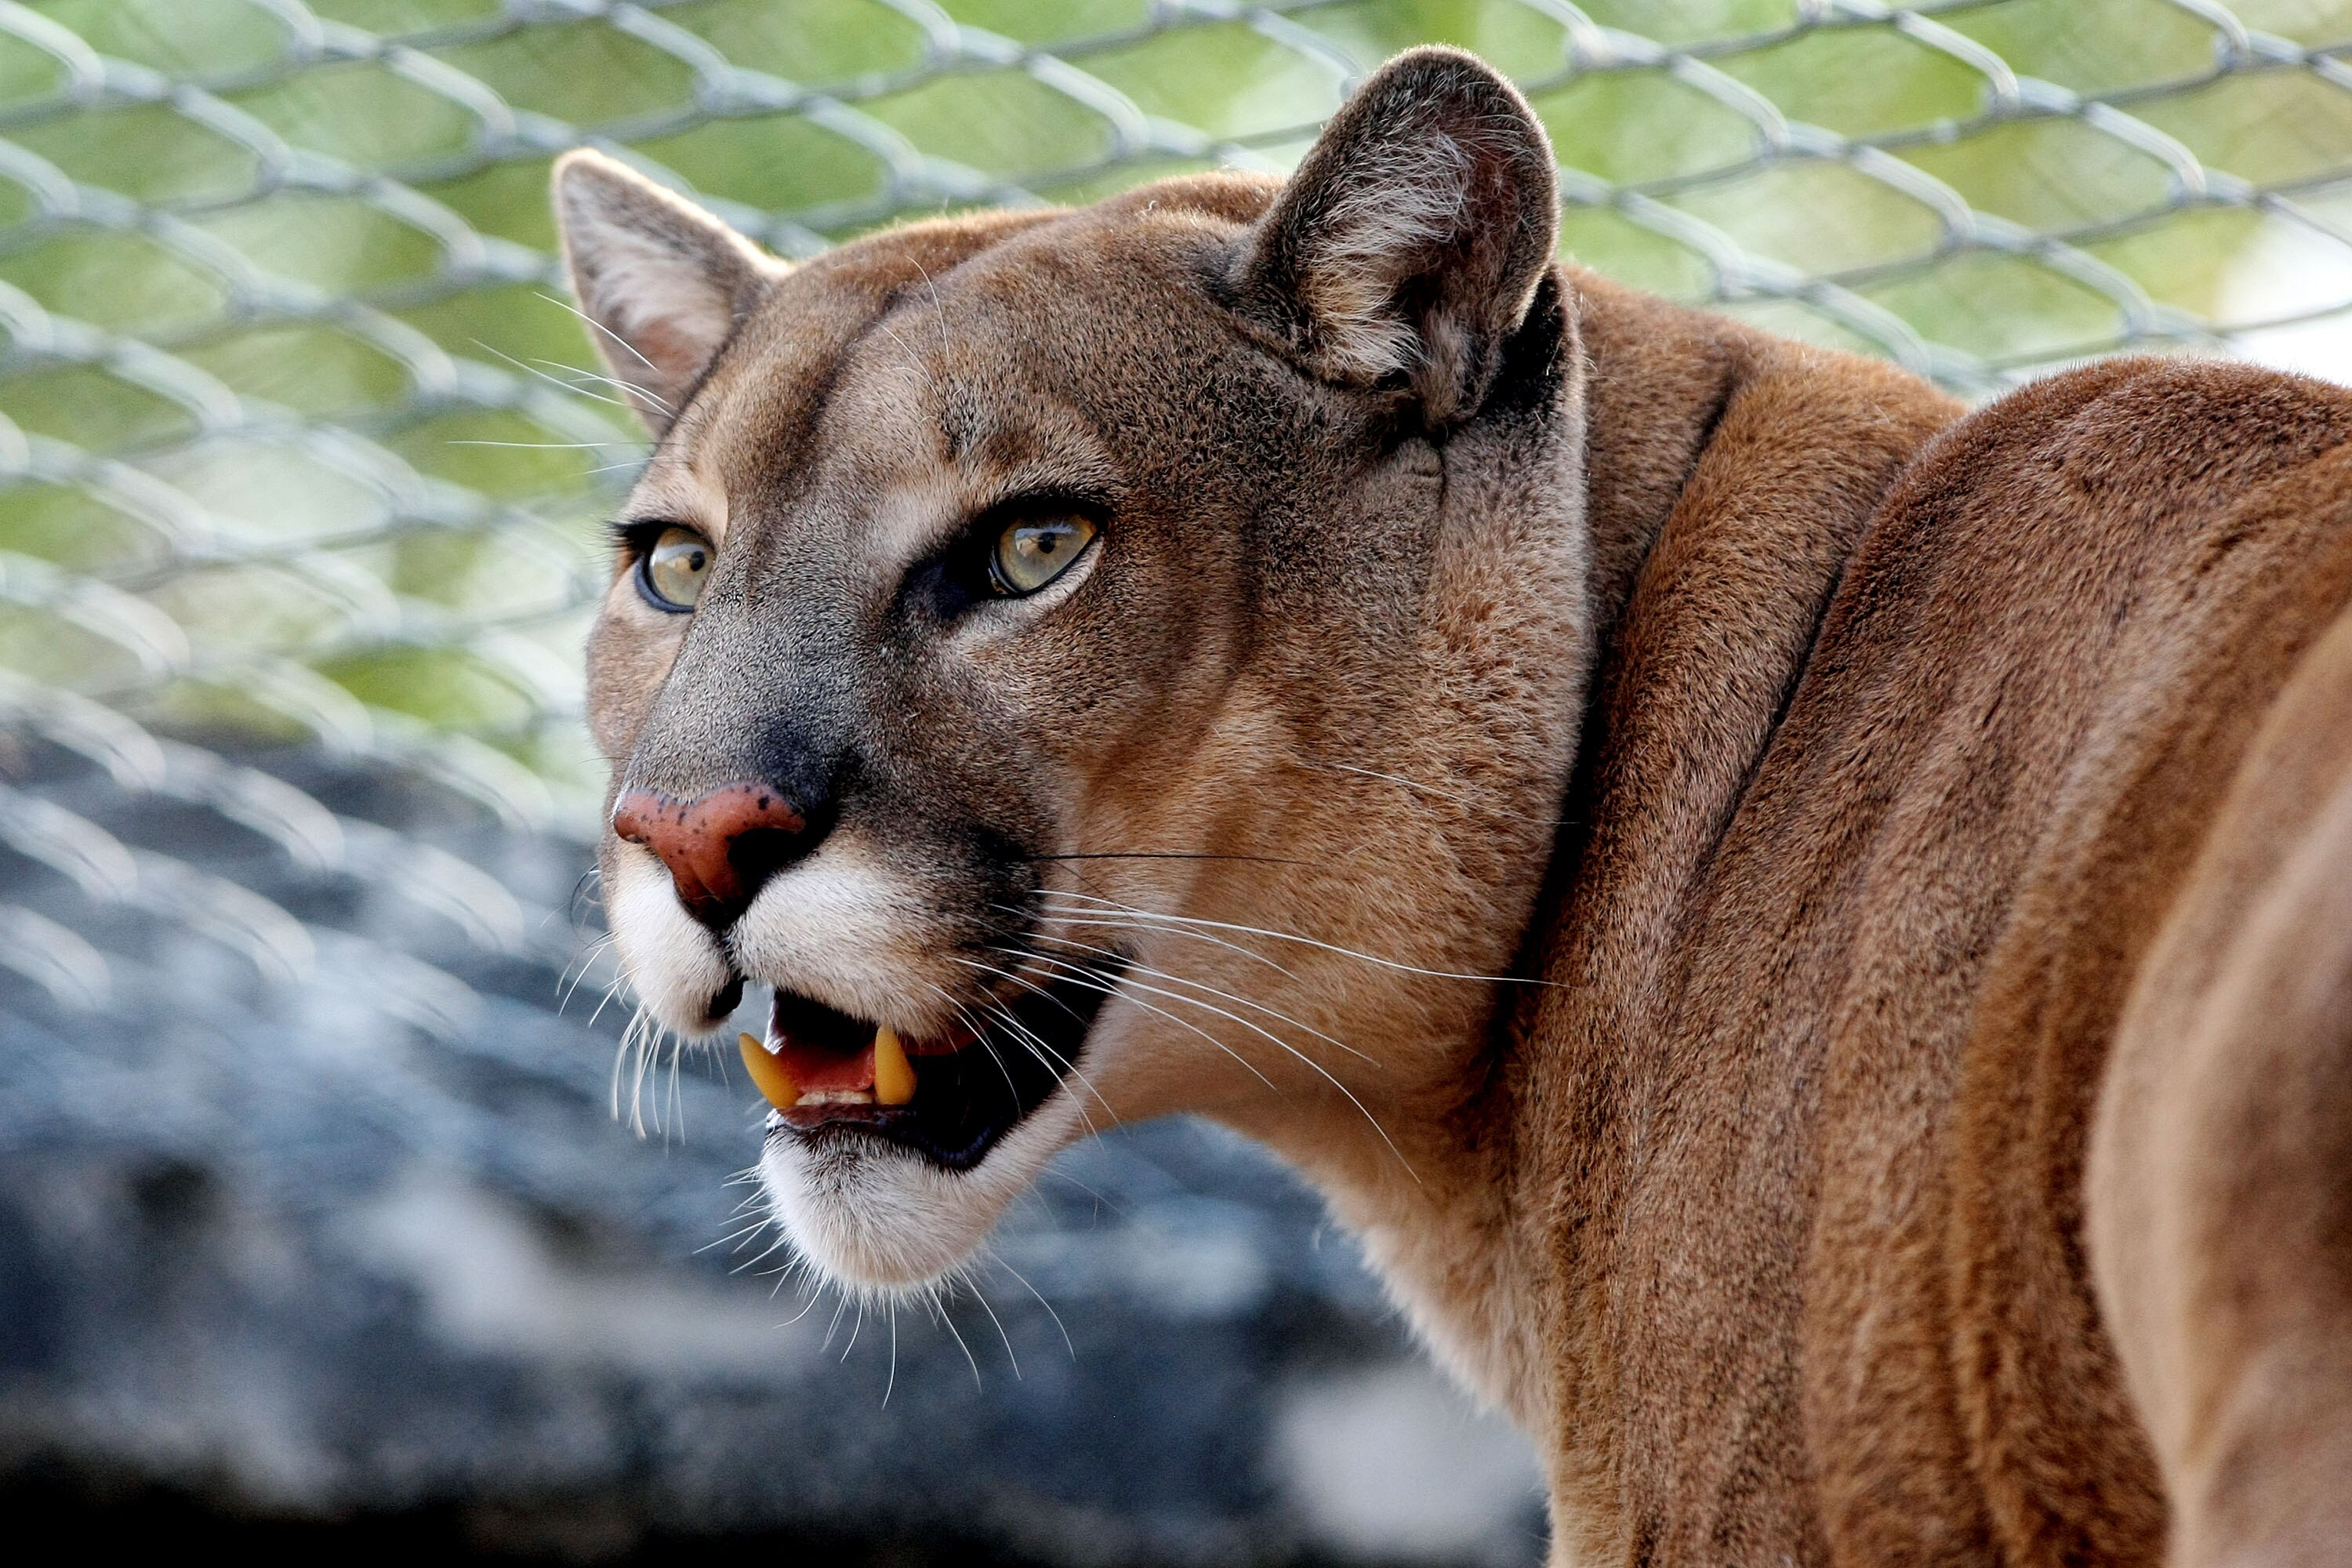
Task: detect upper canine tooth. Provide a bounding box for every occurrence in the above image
[873,1024,916,1106]
[739,1031,801,1112]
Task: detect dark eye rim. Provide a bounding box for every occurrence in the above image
[897,494,1108,624]
[614,520,712,615]
[975,495,1106,600]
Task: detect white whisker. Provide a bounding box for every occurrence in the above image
[535,289,663,376]
[989,1248,1075,1361]
[1035,930,1375,1067]
[840,1299,866,1360]
[1000,898,1295,978]
[939,960,1116,1129]
[964,948,1279,1097]
[933,1283,984,1390]
[532,356,676,415]
[1038,888,1550,987]
[922,979,1038,1119]
[1013,946,1415,1181]
[968,1275,1022,1380]
[584,973,626,1028]
[470,336,641,412]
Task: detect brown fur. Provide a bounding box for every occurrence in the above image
[557,49,2352,1566]
[1517,350,2352,1566]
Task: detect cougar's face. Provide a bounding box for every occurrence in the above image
[564,50,1577,1292]
[586,203,1382,1286]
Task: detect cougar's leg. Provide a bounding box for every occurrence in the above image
[2090,608,2352,1568]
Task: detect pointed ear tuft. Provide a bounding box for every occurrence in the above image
[552,151,776,433]
[1226,48,1558,426]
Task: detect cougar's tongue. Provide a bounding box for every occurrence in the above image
[772,1027,877,1093]
[762,990,877,1094]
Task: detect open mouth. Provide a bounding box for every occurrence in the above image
[740,956,1118,1171]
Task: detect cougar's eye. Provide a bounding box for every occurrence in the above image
[990,514,1097,596]
[638,524,713,612]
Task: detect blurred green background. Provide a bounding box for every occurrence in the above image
[3,0,2350,824]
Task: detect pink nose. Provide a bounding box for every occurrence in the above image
[612,782,809,929]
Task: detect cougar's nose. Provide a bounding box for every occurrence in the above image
[612,782,818,930]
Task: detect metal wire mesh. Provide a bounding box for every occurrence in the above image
[6,0,2352,898]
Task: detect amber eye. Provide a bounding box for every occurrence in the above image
[990,515,1097,595]
[638,525,713,612]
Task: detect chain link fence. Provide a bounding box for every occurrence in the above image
[2,1,2350,1559]
[7,0,2352,891]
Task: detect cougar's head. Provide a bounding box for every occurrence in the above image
[560,49,1591,1290]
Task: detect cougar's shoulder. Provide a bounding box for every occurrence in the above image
[1513,347,2352,1563]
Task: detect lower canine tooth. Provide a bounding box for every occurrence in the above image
[739,1032,800,1112]
[873,1024,916,1105]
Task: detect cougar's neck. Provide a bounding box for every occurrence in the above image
[1214,274,1766,1431]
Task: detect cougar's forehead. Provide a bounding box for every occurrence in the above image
[660,189,1283,528]
[623,257,953,547]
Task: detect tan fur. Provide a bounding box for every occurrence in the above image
[559,50,2352,1567]
[1513,354,2352,1567]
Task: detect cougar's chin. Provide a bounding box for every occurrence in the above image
[760,1090,1086,1290]
[746,955,1123,1290]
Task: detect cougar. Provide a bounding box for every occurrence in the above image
[555,47,2352,1567]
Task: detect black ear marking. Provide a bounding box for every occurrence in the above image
[1225,47,1559,428]
[552,151,781,435]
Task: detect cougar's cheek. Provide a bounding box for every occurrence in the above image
[606,845,738,1033]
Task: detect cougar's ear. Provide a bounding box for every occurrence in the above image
[552,151,777,434]
[1227,48,1558,426]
